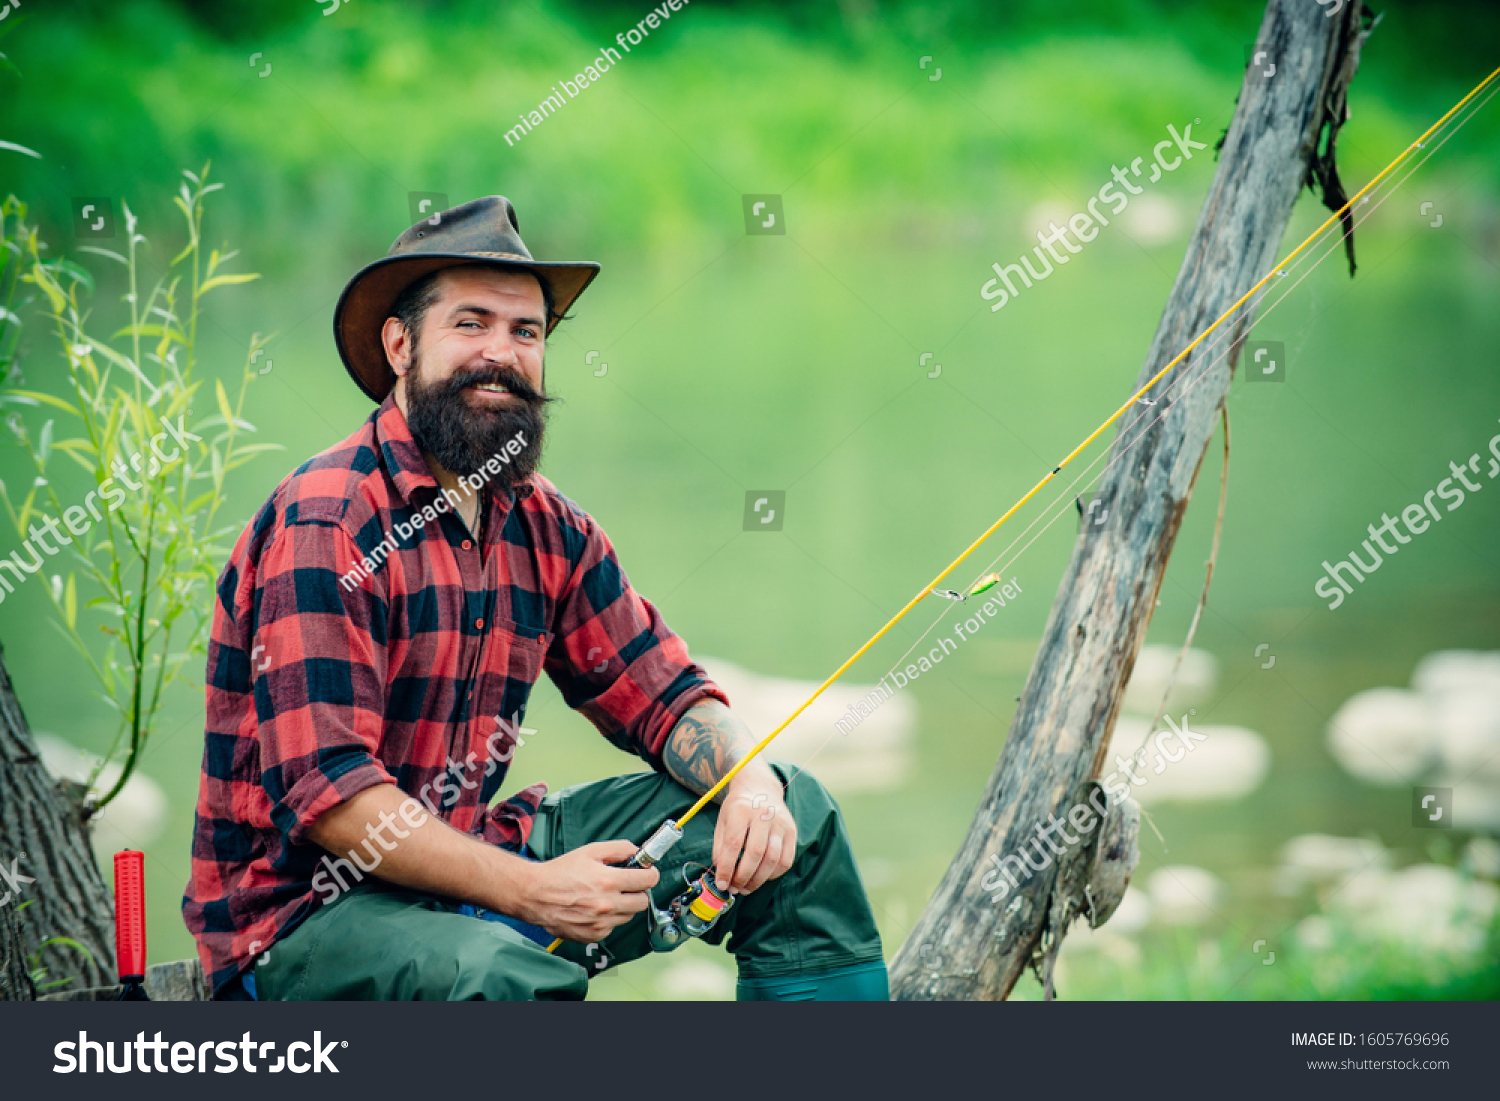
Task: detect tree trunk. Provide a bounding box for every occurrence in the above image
[891,0,1373,999]
[0,886,35,1000]
[0,640,117,994]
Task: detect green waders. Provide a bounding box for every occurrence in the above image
[251,762,888,1001]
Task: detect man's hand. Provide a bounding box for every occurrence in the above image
[305,788,657,943]
[515,840,660,943]
[711,772,797,895]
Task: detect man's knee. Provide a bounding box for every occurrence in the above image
[770,761,844,837]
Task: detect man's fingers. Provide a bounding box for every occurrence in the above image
[614,888,652,915]
[604,865,659,893]
[730,821,769,892]
[586,839,641,864]
[743,832,785,893]
[713,816,748,891]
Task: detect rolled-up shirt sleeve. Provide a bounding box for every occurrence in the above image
[249,511,395,844]
[543,509,728,771]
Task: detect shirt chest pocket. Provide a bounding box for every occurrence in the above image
[467,619,552,768]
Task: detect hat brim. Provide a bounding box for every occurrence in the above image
[334,252,600,403]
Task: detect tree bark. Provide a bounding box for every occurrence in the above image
[0,640,117,995]
[0,886,35,1001]
[891,0,1373,999]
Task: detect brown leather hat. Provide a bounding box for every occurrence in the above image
[334,195,600,403]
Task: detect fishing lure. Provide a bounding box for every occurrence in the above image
[969,573,1003,596]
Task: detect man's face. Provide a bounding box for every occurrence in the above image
[385,266,551,483]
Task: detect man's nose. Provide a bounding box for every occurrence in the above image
[479,332,520,367]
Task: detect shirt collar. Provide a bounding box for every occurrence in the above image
[372,392,537,506]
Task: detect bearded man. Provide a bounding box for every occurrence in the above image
[183,196,888,1001]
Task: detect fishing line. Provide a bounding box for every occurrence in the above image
[775,79,1498,791]
[889,68,1497,669]
[753,68,1500,798]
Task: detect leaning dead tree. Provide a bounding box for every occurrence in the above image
[0,642,117,993]
[891,0,1373,999]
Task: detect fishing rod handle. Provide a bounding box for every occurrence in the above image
[624,819,683,869]
[113,850,147,983]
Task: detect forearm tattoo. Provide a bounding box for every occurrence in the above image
[663,700,759,801]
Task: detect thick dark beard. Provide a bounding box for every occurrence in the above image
[404,354,551,486]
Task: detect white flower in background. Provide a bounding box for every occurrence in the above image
[1145,865,1225,925]
[1334,864,1498,957]
[1326,650,1500,828]
[1277,835,1498,961]
[1414,651,1500,782]
[1275,833,1388,895]
[1328,688,1436,783]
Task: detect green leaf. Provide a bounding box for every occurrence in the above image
[197,271,260,295]
[89,342,160,400]
[64,572,77,630]
[215,378,233,428]
[38,935,94,960]
[3,389,82,416]
[112,322,188,344]
[44,258,94,295]
[15,484,36,534]
[24,262,67,313]
[77,245,128,267]
[50,438,97,457]
[0,139,42,160]
[37,418,52,466]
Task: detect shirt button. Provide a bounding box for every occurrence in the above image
[475,618,484,630]
[461,539,473,550]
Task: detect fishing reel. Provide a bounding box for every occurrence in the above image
[646,869,735,952]
[619,819,735,952]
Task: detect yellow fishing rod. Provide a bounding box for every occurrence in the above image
[547,63,1500,955]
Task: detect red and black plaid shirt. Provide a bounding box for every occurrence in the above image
[183,394,727,997]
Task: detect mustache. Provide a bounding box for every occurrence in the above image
[443,365,553,406]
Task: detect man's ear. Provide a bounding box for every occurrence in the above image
[382,316,413,378]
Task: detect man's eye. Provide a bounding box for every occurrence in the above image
[458,320,482,331]
[515,326,538,339]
